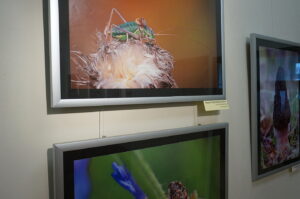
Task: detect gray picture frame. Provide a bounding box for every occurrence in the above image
[53,123,228,199]
[250,33,300,180]
[48,0,226,108]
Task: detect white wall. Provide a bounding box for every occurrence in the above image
[0,0,300,198]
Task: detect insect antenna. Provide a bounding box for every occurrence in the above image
[154,33,176,36]
[155,27,175,34]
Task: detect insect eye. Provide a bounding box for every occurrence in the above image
[141,18,147,26]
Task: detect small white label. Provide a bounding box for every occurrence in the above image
[203,100,229,111]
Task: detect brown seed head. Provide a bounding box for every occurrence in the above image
[168,181,188,199]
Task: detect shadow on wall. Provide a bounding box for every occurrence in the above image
[47,148,54,199]
[196,101,220,117]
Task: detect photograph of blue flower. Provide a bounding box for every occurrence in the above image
[73,136,221,199]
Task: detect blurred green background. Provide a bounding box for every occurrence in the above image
[87,136,221,199]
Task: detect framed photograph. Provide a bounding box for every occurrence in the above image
[53,123,228,199]
[250,34,300,180]
[48,0,225,108]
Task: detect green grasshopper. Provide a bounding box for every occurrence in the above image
[104,8,168,43]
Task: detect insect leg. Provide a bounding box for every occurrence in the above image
[111,8,127,23]
[104,8,127,37]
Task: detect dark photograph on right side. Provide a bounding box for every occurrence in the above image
[259,46,299,168]
[250,34,300,180]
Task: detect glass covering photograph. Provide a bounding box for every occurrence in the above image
[49,0,224,107]
[250,34,300,180]
[74,136,221,199]
[53,124,228,198]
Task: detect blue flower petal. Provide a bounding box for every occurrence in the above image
[111,162,147,199]
[74,159,91,199]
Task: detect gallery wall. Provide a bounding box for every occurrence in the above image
[0,0,300,199]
